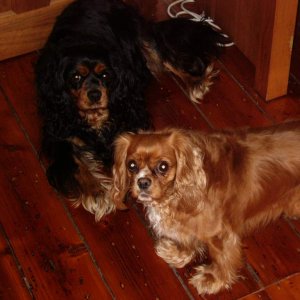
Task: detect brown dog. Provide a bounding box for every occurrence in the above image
[111,122,300,294]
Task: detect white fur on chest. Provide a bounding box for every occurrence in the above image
[146,205,180,241]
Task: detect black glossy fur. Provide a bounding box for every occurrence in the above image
[35,0,228,219]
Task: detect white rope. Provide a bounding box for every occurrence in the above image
[167,0,234,47]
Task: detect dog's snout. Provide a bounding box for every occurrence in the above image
[137,177,152,190]
[87,90,102,103]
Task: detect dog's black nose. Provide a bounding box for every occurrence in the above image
[87,90,102,103]
[137,177,152,190]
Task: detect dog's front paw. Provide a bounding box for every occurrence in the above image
[155,238,195,268]
[189,264,234,295]
[75,192,115,222]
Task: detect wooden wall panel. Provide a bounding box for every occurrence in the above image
[0,0,73,61]
[0,227,31,299]
[0,0,11,13]
[11,0,50,13]
[211,1,260,66]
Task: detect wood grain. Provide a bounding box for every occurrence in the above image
[0,0,73,61]
[0,0,11,13]
[219,47,300,123]
[241,274,300,300]
[254,0,298,100]
[148,75,212,131]
[244,219,300,286]
[0,91,112,299]
[0,226,31,299]
[264,273,300,299]
[11,0,50,13]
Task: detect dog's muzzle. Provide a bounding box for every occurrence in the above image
[137,177,152,190]
[87,89,102,103]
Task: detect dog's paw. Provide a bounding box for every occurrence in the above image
[73,189,115,222]
[188,65,219,103]
[155,239,195,268]
[189,265,234,295]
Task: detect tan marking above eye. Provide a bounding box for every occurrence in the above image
[94,63,106,74]
[76,65,89,77]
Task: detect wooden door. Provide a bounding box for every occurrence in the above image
[0,0,72,61]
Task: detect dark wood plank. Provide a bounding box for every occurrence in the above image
[239,290,272,300]
[0,0,11,13]
[0,225,31,299]
[242,273,300,300]
[0,91,112,299]
[219,47,300,123]
[173,62,273,129]
[264,273,300,299]
[0,53,41,149]
[70,208,192,299]
[11,0,50,13]
[243,219,300,286]
[148,76,211,131]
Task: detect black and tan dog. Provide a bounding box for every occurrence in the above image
[35,0,228,220]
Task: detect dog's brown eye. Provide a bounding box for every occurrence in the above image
[72,74,82,82]
[98,71,109,80]
[101,72,108,79]
[157,161,169,174]
[127,160,138,173]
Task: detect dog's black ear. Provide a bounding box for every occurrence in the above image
[107,50,151,131]
[35,47,79,139]
[35,46,65,102]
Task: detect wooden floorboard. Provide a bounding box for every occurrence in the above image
[0,33,299,300]
[0,89,113,299]
[0,224,31,300]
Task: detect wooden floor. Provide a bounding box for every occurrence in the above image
[1,21,300,300]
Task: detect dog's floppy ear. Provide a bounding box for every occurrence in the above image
[169,129,207,212]
[110,133,133,209]
[35,47,79,140]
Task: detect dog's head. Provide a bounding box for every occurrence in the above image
[36,41,151,139]
[111,129,207,212]
[63,54,111,130]
[37,45,114,131]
